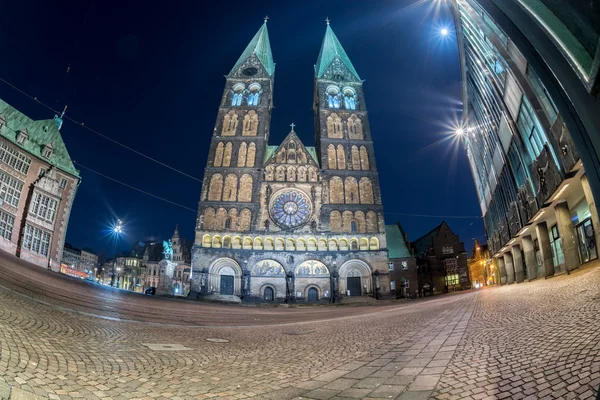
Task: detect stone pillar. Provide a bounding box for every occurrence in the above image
[497,257,507,285]
[581,174,600,250]
[522,235,537,281]
[536,221,555,278]
[504,252,514,284]
[511,245,525,283]
[554,202,580,272]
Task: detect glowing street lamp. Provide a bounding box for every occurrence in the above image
[455,128,465,136]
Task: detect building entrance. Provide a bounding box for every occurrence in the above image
[576,218,597,263]
[220,275,234,295]
[347,277,361,296]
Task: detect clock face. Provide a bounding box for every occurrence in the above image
[270,189,312,229]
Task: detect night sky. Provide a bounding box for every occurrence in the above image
[0,0,484,256]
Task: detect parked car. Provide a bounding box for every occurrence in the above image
[144,286,156,296]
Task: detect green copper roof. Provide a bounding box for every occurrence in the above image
[0,99,79,177]
[386,224,412,259]
[230,22,275,76]
[305,146,318,165]
[315,25,360,80]
[264,145,278,164]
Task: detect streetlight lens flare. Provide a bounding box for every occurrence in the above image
[441,28,449,36]
[455,128,464,136]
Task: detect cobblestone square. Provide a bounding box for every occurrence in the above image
[0,255,598,399]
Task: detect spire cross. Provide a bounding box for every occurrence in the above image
[290,122,295,131]
[325,17,330,25]
[264,15,269,22]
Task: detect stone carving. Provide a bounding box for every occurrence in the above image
[508,202,521,237]
[286,271,295,300]
[531,146,561,205]
[295,260,329,276]
[251,260,285,276]
[163,240,173,261]
[347,269,361,277]
[269,189,313,229]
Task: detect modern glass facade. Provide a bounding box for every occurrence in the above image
[451,0,600,280]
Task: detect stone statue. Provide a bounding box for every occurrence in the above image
[310,185,316,202]
[286,271,295,301]
[163,240,173,261]
[264,219,270,232]
[266,184,272,202]
[310,220,317,233]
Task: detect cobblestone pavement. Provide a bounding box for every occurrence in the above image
[0,254,599,399]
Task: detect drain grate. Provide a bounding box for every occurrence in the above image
[205,338,230,343]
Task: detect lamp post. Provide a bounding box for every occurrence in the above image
[111,219,123,287]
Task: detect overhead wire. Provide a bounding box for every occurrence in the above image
[0,77,203,182]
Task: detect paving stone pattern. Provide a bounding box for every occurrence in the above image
[0,264,599,399]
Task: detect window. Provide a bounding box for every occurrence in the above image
[231,83,245,106]
[550,224,565,267]
[388,262,394,271]
[23,225,51,256]
[42,145,53,159]
[326,86,341,108]
[442,246,454,255]
[224,218,231,230]
[403,278,409,289]
[527,67,558,124]
[351,220,358,233]
[0,170,24,208]
[343,87,357,110]
[0,210,15,240]
[390,281,396,290]
[0,142,31,174]
[445,274,460,286]
[60,178,68,189]
[401,261,408,270]
[516,97,547,161]
[247,83,261,106]
[30,192,59,223]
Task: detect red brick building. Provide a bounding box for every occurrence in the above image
[0,99,80,270]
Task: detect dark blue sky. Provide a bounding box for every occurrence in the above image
[0,0,484,255]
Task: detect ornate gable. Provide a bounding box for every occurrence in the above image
[263,129,319,183]
[229,54,272,79]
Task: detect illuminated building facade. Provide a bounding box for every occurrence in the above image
[451,0,600,282]
[191,22,390,302]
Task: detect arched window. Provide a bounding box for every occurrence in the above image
[351,145,360,170]
[359,177,374,204]
[223,174,238,201]
[297,166,307,182]
[343,87,357,110]
[208,174,223,201]
[223,142,233,167]
[265,165,274,181]
[327,144,337,169]
[345,177,359,204]
[237,142,247,167]
[276,166,286,181]
[247,83,262,106]
[247,143,256,167]
[231,83,245,106]
[228,208,238,230]
[223,237,231,248]
[360,146,370,170]
[347,114,364,140]
[224,218,231,230]
[351,220,358,233]
[287,150,296,162]
[370,237,379,250]
[276,148,286,163]
[203,208,216,230]
[350,239,359,251]
[222,111,238,136]
[308,167,318,182]
[327,113,343,138]
[298,151,307,163]
[330,211,342,232]
[214,142,224,167]
[238,174,253,202]
[239,209,251,231]
[216,208,227,229]
[326,86,341,109]
[366,211,378,233]
[287,166,296,182]
[330,177,344,204]
[242,111,259,136]
[355,211,366,233]
[336,145,346,170]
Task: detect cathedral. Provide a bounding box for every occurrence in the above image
[191,20,390,302]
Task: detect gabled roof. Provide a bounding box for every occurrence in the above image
[412,221,447,257]
[263,129,319,167]
[315,25,360,80]
[230,22,275,77]
[0,99,79,176]
[386,223,412,259]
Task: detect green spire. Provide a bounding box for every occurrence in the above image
[315,24,360,80]
[230,21,275,76]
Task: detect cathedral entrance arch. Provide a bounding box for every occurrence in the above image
[208,258,242,296]
[339,260,372,296]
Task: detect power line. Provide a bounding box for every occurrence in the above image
[74,162,198,213]
[385,212,481,219]
[0,77,203,182]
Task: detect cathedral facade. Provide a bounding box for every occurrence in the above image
[191,21,390,302]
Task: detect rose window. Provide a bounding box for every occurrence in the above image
[270,189,312,228]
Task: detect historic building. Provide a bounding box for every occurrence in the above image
[451,0,600,281]
[467,239,499,288]
[412,221,469,294]
[0,99,80,270]
[386,223,417,298]
[191,21,390,302]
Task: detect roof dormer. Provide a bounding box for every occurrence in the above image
[0,114,6,131]
[42,142,54,159]
[17,129,28,146]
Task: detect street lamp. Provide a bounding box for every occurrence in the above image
[455,128,465,136]
[111,219,124,288]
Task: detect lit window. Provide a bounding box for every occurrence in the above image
[60,178,68,189]
[0,210,15,240]
[30,192,58,223]
[0,142,31,174]
[23,225,51,256]
[388,262,394,271]
[390,281,396,290]
[401,261,408,270]
[247,83,261,106]
[343,87,357,110]
[326,86,341,109]
[225,218,231,230]
[231,83,245,106]
[351,220,358,233]
[0,170,24,207]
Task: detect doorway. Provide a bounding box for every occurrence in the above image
[308,287,318,301]
[347,277,361,296]
[576,218,597,263]
[220,275,234,295]
[264,287,274,301]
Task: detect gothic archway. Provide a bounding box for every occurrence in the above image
[208,257,242,296]
[338,259,372,296]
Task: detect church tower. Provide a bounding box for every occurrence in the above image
[195,21,274,243]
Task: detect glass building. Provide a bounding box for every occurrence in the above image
[450,0,600,283]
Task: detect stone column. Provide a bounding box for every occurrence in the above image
[522,235,537,281]
[504,252,514,284]
[497,257,506,285]
[536,221,555,278]
[554,202,580,272]
[581,174,600,250]
[511,245,525,283]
